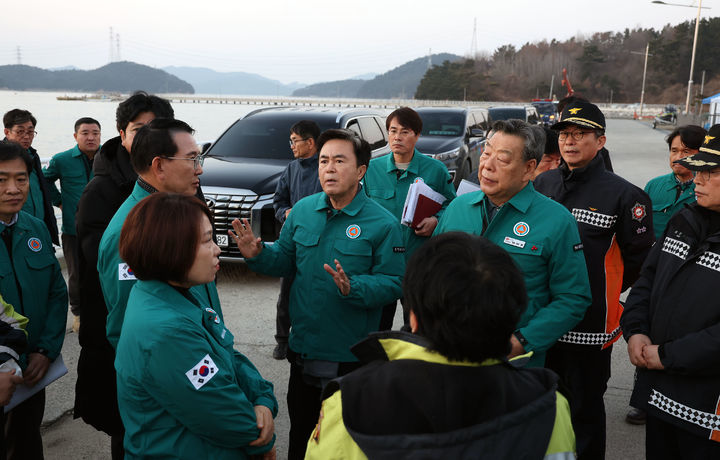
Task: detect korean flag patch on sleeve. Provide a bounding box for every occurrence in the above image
[186,354,219,390]
[118,263,137,281]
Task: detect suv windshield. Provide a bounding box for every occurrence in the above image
[488,108,526,121]
[532,103,556,115]
[209,115,336,159]
[418,112,465,137]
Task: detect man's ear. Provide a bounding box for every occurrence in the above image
[409,310,419,333]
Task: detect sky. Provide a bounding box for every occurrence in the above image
[0,0,709,85]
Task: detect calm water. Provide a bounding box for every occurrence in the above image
[0,90,268,158]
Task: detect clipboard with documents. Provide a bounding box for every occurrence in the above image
[401,180,447,229]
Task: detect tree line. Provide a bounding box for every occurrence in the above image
[416,17,720,105]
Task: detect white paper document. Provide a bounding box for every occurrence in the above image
[456,179,482,196]
[401,180,447,228]
[5,354,68,412]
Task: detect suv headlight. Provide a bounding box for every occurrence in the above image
[432,148,461,162]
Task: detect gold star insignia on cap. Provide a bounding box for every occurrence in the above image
[568,108,582,115]
[704,135,715,144]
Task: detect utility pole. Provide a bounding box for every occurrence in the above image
[548,74,555,100]
[470,18,478,58]
[631,44,652,118]
[685,0,703,114]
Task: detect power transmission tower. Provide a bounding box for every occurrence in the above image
[116,33,121,61]
[16,46,21,65]
[427,48,432,70]
[109,27,114,62]
[470,18,478,58]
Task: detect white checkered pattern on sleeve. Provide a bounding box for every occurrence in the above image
[557,326,622,346]
[649,389,720,432]
[661,237,690,260]
[697,251,720,273]
[571,208,617,228]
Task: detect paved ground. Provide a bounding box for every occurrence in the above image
[38,119,670,458]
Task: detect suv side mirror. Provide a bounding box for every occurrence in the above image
[201,142,212,154]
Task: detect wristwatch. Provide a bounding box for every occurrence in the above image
[34,348,49,356]
[513,331,529,349]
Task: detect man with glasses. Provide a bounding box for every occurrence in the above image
[3,109,59,246]
[271,120,322,360]
[534,100,654,459]
[98,118,216,350]
[621,125,720,458]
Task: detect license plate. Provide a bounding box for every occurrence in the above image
[216,234,228,247]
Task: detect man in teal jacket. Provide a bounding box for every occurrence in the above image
[43,117,101,322]
[364,107,456,329]
[435,120,590,367]
[644,125,705,239]
[0,140,68,459]
[97,119,220,349]
[231,129,404,460]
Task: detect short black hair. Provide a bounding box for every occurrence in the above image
[666,125,706,151]
[543,126,559,155]
[316,128,371,169]
[403,232,527,363]
[290,120,321,141]
[3,109,36,129]
[74,117,101,132]
[386,107,423,134]
[130,118,195,174]
[116,91,174,133]
[0,140,32,173]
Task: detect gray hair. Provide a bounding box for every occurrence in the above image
[491,119,545,163]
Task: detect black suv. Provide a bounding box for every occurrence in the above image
[200,107,391,260]
[414,107,489,187]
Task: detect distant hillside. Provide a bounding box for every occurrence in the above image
[292,79,367,98]
[292,53,462,99]
[164,66,304,96]
[0,61,194,93]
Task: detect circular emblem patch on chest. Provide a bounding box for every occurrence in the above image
[413,177,425,184]
[27,237,42,252]
[631,203,647,222]
[346,224,361,239]
[513,222,530,237]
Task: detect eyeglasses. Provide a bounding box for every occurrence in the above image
[558,131,594,142]
[696,170,720,181]
[11,129,37,138]
[159,154,204,170]
[289,138,309,146]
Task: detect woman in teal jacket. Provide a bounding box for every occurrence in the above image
[115,193,278,459]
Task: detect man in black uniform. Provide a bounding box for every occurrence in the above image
[534,100,654,459]
[621,125,720,459]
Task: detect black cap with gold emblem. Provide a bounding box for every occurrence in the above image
[551,100,606,131]
[675,124,720,171]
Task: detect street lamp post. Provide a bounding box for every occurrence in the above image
[651,0,709,115]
